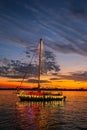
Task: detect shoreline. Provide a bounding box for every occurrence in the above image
[0,88,87,91]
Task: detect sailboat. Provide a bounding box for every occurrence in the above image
[17,39,66,101]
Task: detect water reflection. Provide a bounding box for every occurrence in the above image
[16,101,65,130]
[1,91,87,130]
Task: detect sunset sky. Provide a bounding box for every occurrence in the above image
[0,0,87,89]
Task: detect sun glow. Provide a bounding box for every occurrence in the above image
[0,76,87,89]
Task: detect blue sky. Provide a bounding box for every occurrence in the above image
[1,0,87,83]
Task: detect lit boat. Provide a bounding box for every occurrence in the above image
[17,39,66,101]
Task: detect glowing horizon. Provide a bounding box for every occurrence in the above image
[0,0,87,89]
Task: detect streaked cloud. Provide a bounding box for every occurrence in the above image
[49,70,87,82]
[0,0,87,57]
[58,71,87,82]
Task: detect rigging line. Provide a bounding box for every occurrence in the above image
[18,44,39,89]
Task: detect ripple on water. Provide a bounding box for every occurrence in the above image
[0,91,87,130]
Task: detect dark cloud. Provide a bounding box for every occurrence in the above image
[71,71,87,81]
[49,71,87,82]
[25,49,60,73]
[0,49,60,79]
[0,59,27,78]
[0,59,38,79]
[50,78,60,80]
[27,79,50,83]
[0,57,10,65]
[59,71,87,82]
[42,51,60,73]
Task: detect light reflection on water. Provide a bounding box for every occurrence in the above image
[16,101,64,130]
[0,91,87,130]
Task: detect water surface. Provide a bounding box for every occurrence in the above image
[0,91,87,130]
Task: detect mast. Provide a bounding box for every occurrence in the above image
[38,39,43,89]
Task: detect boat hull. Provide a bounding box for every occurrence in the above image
[18,94,66,102]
